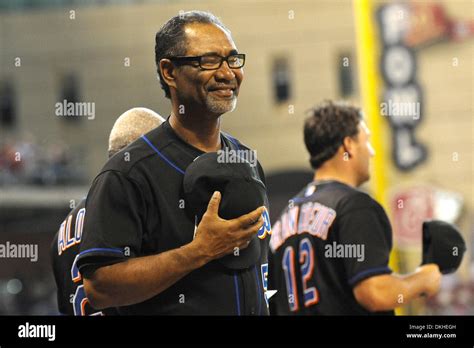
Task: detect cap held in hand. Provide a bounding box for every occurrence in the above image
[183,152,267,270]
[421,220,466,274]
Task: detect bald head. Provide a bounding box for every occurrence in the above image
[108,107,165,158]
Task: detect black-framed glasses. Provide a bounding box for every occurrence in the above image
[167,53,245,70]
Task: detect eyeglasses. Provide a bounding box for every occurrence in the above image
[167,53,245,70]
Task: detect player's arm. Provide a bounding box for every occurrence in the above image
[353,264,441,312]
[83,191,265,309]
[338,194,441,313]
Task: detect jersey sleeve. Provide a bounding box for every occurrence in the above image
[336,194,393,287]
[77,170,146,274]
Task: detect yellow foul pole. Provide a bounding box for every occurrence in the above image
[353,0,402,314]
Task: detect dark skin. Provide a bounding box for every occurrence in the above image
[160,22,244,152]
[83,23,263,310]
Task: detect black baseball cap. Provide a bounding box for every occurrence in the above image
[183,151,267,270]
[421,220,466,274]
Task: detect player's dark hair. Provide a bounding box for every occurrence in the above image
[155,11,230,99]
[304,100,362,170]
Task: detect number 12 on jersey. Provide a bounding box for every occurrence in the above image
[282,237,319,311]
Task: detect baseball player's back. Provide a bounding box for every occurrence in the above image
[51,199,117,315]
[269,180,394,315]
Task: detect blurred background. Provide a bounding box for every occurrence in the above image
[0,0,472,315]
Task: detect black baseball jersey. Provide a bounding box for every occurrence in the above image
[51,199,117,315]
[76,120,272,315]
[268,180,394,315]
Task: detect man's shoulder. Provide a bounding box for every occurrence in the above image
[100,124,172,176]
[69,198,87,216]
[334,185,385,217]
[222,131,253,150]
[222,131,265,177]
[53,198,86,260]
[59,198,86,226]
[303,181,381,213]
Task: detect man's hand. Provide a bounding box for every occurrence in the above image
[191,191,265,263]
[415,264,442,298]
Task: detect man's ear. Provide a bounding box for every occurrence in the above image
[342,136,355,159]
[159,59,177,91]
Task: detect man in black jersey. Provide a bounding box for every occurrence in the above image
[77,11,272,315]
[51,107,164,315]
[268,100,441,315]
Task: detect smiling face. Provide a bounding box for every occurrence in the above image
[167,23,244,116]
